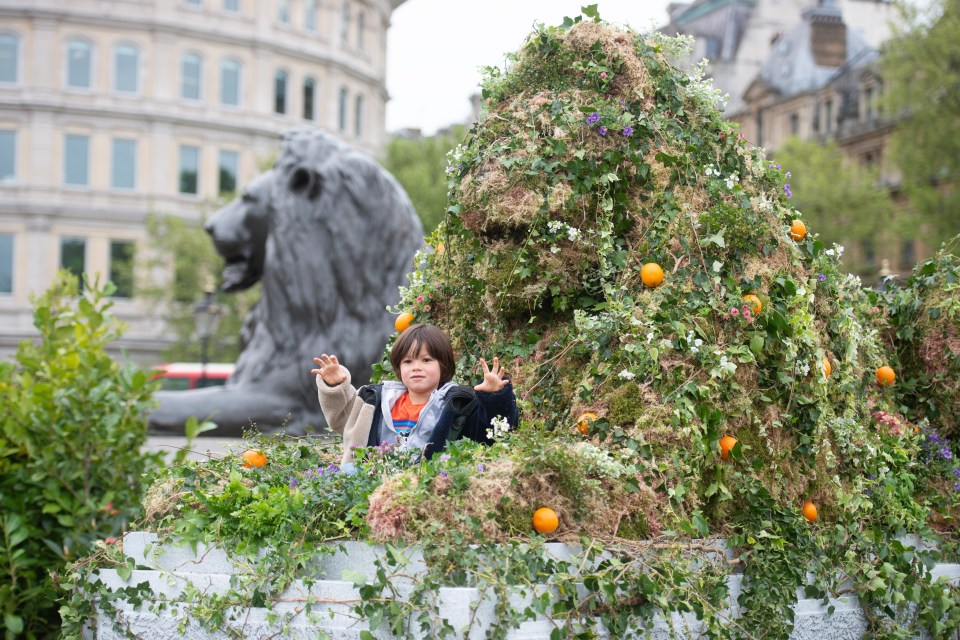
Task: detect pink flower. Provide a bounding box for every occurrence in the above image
[743,308,752,320]
[423,305,431,311]
[417,295,424,303]
[600,72,608,79]
[730,308,739,317]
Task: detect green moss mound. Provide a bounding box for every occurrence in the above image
[393,18,937,534]
[885,237,960,439]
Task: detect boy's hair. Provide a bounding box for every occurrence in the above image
[390,324,456,386]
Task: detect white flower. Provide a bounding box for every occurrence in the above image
[547,220,564,233]
[618,369,636,380]
[566,226,582,242]
[646,331,655,344]
[550,246,560,254]
[487,415,511,440]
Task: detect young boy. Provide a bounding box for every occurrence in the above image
[312,324,518,464]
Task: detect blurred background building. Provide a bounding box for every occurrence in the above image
[0,0,404,360]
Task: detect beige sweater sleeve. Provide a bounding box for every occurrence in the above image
[315,366,375,464]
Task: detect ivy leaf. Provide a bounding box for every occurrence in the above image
[581,4,601,21]
[342,568,367,587]
[705,232,725,248]
[750,335,765,356]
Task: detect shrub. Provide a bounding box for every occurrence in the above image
[0,272,159,638]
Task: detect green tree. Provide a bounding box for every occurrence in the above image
[139,213,258,363]
[0,272,161,638]
[774,138,895,278]
[383,126,466,233]
[881,0,960,246]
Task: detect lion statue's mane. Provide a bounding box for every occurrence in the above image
[149,128,424,436]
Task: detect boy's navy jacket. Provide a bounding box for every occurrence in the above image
[359,382,519,458]
[315,366,518,464]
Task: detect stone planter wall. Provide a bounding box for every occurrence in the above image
[86,532,960,640]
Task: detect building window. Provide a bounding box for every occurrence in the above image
[357,10,365,51]
[274,70,288,114]
[0,130,14,182]
[0,233,12,294]
[305,0,318,31]
[108,240,135,298]
[60,237,86,291]
[863,239,875,267]
[340,2,350,46]
[66,39,92,89]
[111,138,137,189]
[900,239,915,271]
[113,44,139,94]
[865,86,875,122]
[0,33,18,83]
[64,134,89,186]
[277,0,290,24]
[824,99,833,133]
[224,0,239,11]
[303,77,315,121]
[338,87,348,131]
[184,0,202,5]
[219,149,238,195]
[790,113,799,136]
[354,94,363,138]
[220,58,241,106]
[755,110,764,148]
[179,145,199,194]
[181,52,202,101]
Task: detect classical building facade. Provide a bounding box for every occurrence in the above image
[0,0,405,360]
[664,0,920,278]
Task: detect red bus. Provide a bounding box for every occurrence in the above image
[153,362,235,390]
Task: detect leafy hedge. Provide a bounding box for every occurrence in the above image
[0,273,159,638]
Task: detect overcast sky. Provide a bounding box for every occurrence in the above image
[384,1,673,134]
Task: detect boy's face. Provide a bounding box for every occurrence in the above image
[399,346,442,403]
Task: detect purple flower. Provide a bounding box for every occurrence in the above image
[477,464,486,473]
[786,171,792,178]
[817,274,826,282]
[598,126,608,136]
[775,163,781,170]
[289,476,299,489]
[622,125,634,137]
[440,454,451,462]
[784,184,793,199]
[586,112,600,125]
[439,471,449,478]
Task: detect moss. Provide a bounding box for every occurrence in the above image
[607,383,646,426]
[616,512,650,540]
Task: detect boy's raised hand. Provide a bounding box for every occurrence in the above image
[474,356,509,393]
[312,354,347,387]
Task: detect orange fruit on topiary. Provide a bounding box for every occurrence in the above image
[641,263,664,288]
[395,312,415,332]
[241,449,266,468]
[719,435,737,460]
[823,357,832,378]
[575,412,597,435]
[788,219,807,241]
[742,294,762,314]
[876,365,896,386]
[802,501,818,523]
[532,507,559,535]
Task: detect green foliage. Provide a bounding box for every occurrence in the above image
[772,138,893,279]
[881,0,960,248]
[140,212,257,362]
[0,272,161,639]
[383,126,467,233]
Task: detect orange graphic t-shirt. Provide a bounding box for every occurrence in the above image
[390,391,425,437]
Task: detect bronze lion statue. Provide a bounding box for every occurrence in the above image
[149,128,424,436]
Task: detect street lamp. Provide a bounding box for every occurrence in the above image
[193,286,223,388]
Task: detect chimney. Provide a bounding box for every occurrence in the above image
[804,2,846,67]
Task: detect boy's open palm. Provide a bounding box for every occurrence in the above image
[474,357,509,393]
[312,354,347,387]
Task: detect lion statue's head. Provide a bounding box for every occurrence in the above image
[149,127,424,436]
